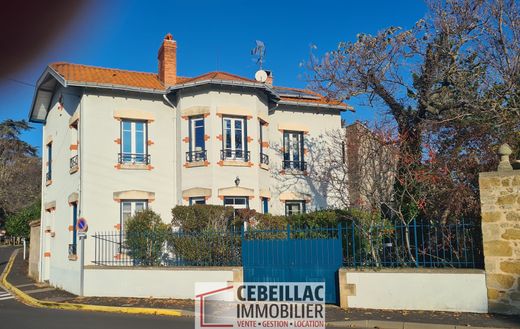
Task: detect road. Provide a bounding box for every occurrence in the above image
[0,246,195,329]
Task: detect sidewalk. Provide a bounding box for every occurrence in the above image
[3,248,519,328]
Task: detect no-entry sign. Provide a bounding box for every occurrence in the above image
[77,217,88,233]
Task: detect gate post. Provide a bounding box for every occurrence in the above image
[479,144,519,315]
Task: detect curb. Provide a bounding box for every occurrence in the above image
[0,250,511,328]
[327,320,510,329]
[0,249,191,317]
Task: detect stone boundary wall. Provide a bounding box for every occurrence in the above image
[479,169,520,315]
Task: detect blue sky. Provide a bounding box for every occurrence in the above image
[0,0,427,154]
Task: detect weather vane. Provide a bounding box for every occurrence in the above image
[251,40,266,70]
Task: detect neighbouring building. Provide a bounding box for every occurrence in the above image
[28,34,349,291]
[344,121,395,211]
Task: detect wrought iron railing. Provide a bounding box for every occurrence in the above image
[118,153,150,165]
[45,171,52,181]
[260,153,269,165]
[282,160,307,171]
[68,243,77,256]
[186,150,207,162]
[220,149,250,161]
[70,155,78,169]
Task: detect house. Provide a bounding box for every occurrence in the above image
[344,121,396,211]
[28,34,348,291]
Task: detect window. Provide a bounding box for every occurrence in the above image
[120,200,147,231]
[285,201,306,216]
[70,202,78,256]
[262,197,269,214]
[283,131,305,171]
[70,121,79,172]
[259,122,269,165]
[46,143,52,181]
[120,120,148,164]
[187,117,206,162]
[222,117,249,161]
[189,197,206,205]
[223,196,249,209]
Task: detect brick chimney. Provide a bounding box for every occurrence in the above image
[265,70,273,86]
[158,33,177,86]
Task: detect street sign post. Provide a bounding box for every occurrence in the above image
[76,217,88,296]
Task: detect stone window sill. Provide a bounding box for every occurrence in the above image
[117,163,151,170]
[184,161,209,168]
[221,160,253,167]
[68,255,78,261]
[260,163,269,171]
[46,179,52,186]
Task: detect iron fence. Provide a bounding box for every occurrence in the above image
[92,221,483,269]
[93,229,242,267]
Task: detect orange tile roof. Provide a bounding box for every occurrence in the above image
[48,62,346,108]
[275,86,347,108]
[181,71,257,84]
[50,62,168,90]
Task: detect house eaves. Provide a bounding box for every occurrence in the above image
[167,79,280,102]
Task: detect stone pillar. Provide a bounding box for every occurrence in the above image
[479,144,520,315]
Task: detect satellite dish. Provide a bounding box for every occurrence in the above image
[255,70,268,82]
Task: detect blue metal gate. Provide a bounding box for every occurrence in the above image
[242,226,343,304]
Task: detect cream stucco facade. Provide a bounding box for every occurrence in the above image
[28,35,347,291]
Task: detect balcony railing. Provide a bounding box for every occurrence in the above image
[220,149,250,162]
[68,243,77,256]
[70,155,78,169]
[118,153,150,165]
[283,160,307,171]
[45,171,52,181]
[260,153,269,165]
[186,150,207,162]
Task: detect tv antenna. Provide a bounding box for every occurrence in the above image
[251,40,266,70]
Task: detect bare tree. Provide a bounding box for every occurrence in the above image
[310,0,520,224]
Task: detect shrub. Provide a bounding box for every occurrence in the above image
[5,202,40,239]
[254,214,287,230]
[168,229,241,266]
[171,205,234,232]
[124,209,169,266]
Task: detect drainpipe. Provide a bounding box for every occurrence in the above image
[78,90,85,295]
[163,93,182,206]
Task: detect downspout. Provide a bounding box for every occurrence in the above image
[38,127,45,282]
[163,93,182,206]
[78,89,85,295]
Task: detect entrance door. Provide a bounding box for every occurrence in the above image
[242,226,343,304]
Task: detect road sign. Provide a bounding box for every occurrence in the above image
[77,217,88,233]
